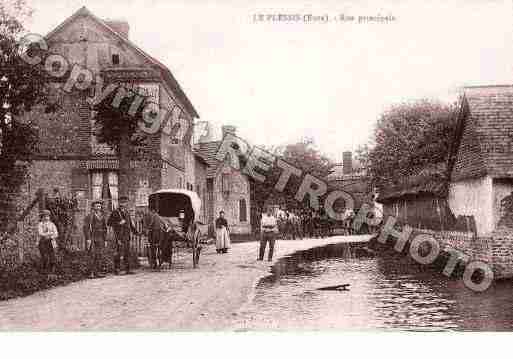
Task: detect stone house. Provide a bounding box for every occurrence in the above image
[15,6,202,249]
[195,125,252,236]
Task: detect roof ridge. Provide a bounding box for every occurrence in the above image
[45,6,199,118]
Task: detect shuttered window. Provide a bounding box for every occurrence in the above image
[90,171,118,210]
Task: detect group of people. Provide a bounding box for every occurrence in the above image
[275,208,336,240]
[274,207,381,238]
[38,195,138,278]
[36,194,376,278]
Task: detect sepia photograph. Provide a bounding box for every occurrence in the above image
[1,0,513,348]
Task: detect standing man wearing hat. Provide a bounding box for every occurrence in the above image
[83,201,108,278]
[108,196,137,275]
[146,206,166,269]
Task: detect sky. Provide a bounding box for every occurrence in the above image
[23,0,513,162]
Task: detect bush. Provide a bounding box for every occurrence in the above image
[0,249,140,301]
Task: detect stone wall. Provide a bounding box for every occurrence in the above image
[416,229,513,279]
[20,160,76,255]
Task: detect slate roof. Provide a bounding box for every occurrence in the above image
[450,85,513,180]
[195,141,223,178]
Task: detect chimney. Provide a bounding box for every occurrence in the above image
[222,125,236,139]
[342,151,352,174]
[105,19,130,39]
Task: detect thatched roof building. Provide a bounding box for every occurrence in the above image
[377,162,448,203]
[376,162,472,231]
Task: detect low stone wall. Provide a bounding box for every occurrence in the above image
[487,230,513,278]
[416,229,513,279]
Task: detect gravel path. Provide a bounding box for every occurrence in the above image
[0,235,371,331]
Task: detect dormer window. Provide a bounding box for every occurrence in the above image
[112,53,120,65]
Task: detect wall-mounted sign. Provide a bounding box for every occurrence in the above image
[119,82,159,104]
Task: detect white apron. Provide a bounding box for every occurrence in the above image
[216,226,230,250]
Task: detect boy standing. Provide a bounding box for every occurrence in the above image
[38,209,58,275]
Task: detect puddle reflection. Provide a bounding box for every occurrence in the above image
[237,243,513,331]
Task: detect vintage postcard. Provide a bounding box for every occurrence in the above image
[1,0,512,337]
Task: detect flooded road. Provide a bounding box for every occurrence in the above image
[236,243,513,331]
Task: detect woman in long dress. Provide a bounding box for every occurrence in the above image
[215,211,230,254]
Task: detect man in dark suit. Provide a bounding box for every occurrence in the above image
[83,200,108,278]
[108,196,137,275]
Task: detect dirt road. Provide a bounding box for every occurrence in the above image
[0,236,371,330]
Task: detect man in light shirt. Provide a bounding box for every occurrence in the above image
[38,209,58,275]
[259,206,279,261]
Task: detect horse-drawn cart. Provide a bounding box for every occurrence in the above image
[148,189,203,268]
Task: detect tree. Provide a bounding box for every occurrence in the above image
[249,138,334,215]
[360,99,457,187]
[91,86,153,198]
[0,0,48,229]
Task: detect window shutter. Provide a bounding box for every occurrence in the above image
[91,172,103,200]
[239,198,247,222]
[108,172,119,209]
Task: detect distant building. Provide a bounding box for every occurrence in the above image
[326,151,376,213]
[195,125,252,236]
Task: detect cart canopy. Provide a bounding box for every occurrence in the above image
[148,189,202,222]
